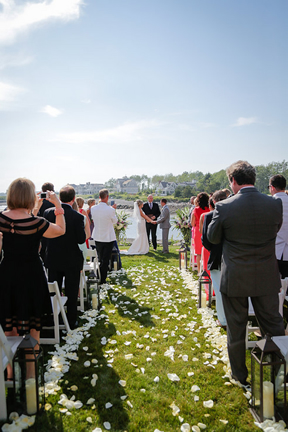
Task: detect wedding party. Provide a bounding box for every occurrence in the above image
[1,0,287,430]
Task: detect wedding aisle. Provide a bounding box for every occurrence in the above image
[2,249,281,431]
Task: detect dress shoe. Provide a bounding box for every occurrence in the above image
[69,320,79,330]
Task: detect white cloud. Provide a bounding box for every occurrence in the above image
[54,120,163,144]
[81,99,91,104]
[0,0,83,45]
[0,53,34,70]
[41,104,63,117]
[232,117,258,127]
[0,81,26,109]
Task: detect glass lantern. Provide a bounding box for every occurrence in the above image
[110,245,120,271]
[89,283,100,310]
[179,244,188,270]
[251,334,287,422]
[198,270,212,308]
[12,334,45,415]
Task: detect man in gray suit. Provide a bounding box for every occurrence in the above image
[155,199,171,253]
[207,160,284,388]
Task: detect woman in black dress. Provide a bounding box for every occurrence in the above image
[0,178,65,351]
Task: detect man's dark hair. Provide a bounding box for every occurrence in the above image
[161,199,167,204]
[226,160,256,185]
[212,190,227,203]
[42,182,54,192]
[59,185,75,203]
[270,175,286,191]
[209,197,215,209]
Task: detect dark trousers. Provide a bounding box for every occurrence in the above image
[278,258,288,279]
[95,241,114,284]
[146,222,157,249]
[48,268,81,328]
[222,292,285,384]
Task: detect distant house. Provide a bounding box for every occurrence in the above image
[155,181,177,196]
[176,181,197,189]
[116,178,138,194]
[155,180,197,196]
[70,182,104,195]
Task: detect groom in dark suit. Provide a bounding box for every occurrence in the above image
[142,194,160,251]
[208,160,284,388]
[44,185,86,329]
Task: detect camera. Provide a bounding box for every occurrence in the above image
[110,200,115,206]
[40,192,47,199]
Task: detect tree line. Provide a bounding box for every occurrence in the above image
[104,160,288,199]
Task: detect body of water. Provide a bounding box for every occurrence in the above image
[0,204,184,242]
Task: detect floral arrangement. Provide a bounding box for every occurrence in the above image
[114,210,130,243]
[173,207,191,246]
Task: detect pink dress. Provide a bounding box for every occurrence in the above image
[192,206,209,255]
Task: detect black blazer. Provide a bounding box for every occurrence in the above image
[201,211,222,271]
[44,203,86,271]
[38,199,54,217]
[142,202,161,222]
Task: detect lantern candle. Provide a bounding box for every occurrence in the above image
[92,294,98,309]
[201,290,206,307]
[26,378,37,415]
[263,381,274,418]
[113,261,117,271]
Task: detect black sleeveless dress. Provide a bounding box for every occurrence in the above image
[0,212,53,334]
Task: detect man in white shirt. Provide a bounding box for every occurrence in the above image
[91,189,117,284]
[269,175,288,278]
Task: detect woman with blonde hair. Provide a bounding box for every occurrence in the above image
[0,178,65,376]
[0,179,65,334]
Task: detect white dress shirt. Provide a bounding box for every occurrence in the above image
[91,202,117,242]
[274,192,288,260]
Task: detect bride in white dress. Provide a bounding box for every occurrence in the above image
[123,200,155,255]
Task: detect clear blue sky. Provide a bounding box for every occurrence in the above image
[0,0,287,192]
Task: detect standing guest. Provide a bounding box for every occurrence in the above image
[191,192,209,275]
[38,181,55,262]
[269,175,288,278]
[0,178,65,350]
[154,199,171,253]
[76,196,90,247]
[142,194,161,251]
[44,185,86,330]
[87,198,96,235]
[188,196,196,229]
[201,190,227,327]
[208,160,284,388]
[91,189,117,284]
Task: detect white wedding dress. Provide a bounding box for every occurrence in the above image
[122,203,149,255]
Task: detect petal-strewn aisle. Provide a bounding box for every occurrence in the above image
[3,262,286,431]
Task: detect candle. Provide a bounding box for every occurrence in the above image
[26,378,37,415]
[113,261,118,271]
[263,381,274,418]
[201,290,206,307]
[92,293,98,309]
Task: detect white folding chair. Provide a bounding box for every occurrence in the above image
[84,249,101,310]
[0,325,22,420]
[40,281,71,345]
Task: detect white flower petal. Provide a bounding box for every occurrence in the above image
[105,402,113,409]
[154,376,160,382]
[87,398,95,404]
[119,380,126,387]
[86,417,93,423]
[103,421,111,430]
[203,400,214,408]
[181,424,191,432]
[191,385,200,392]
[167,373,180,382]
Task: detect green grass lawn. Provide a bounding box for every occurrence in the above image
[3,247,260,432]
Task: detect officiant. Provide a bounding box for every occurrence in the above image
[143,194,161,251]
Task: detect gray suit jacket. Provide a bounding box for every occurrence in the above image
[207,187,282,297]
[157,205,171,229]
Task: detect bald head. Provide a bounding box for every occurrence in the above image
[147,194,153,203]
